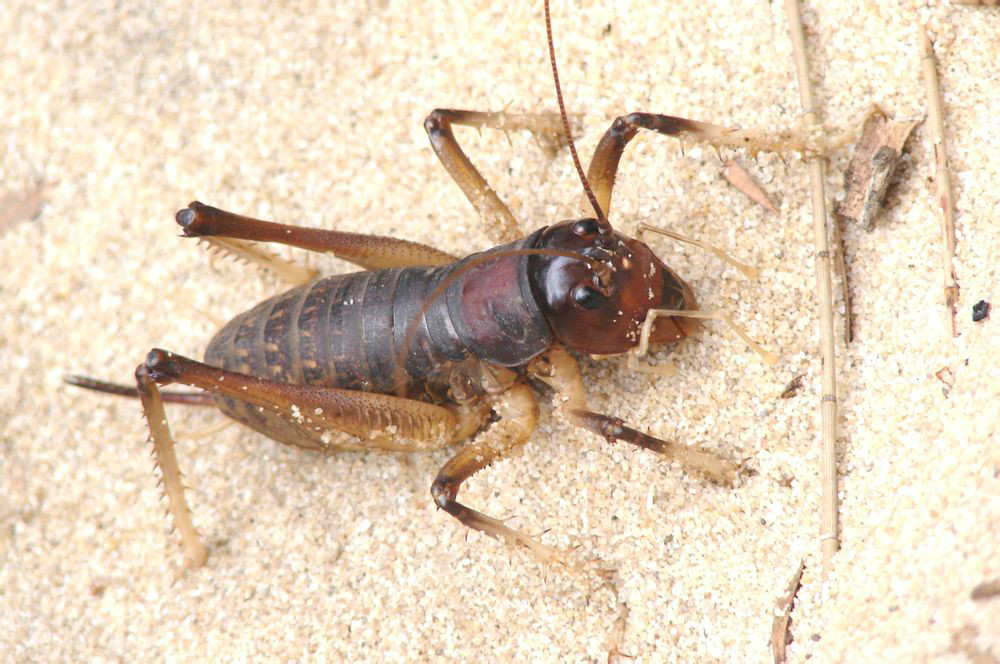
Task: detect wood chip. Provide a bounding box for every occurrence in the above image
[722,160,779,213]
[835,111,918,231]
[0,181,46,233]
[934,366,955,398]
[771,560,805,664]
[779,375,805,399]
[971,578,1000,600]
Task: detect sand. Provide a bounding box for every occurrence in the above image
[2,1,997,661]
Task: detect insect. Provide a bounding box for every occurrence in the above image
[68,0,788,574]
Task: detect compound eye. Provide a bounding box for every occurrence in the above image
[571,284,605,310]
[571,218,600,236]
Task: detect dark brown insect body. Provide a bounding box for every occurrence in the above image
[203,219,695,453]
[68,1,784,573]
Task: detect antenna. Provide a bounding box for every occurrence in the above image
[544,0,614,246]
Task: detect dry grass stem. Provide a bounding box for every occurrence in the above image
[920,28,960,338]
[831,216,853,344]
[784,0,840,574]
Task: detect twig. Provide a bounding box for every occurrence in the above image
[771,560,805,663]
[784,0,840,574]
[835,111,921,343]
[920,28,960,338]
[835,110,920,343]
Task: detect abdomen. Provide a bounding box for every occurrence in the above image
[204,269,463,448]
[203,232,552,449]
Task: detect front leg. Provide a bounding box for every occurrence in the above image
[530,346,738,484]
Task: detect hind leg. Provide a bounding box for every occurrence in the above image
[135,362,210,576]
[176,201,456,276]
[135,348,479,576]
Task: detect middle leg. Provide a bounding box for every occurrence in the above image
[430,383,565,562]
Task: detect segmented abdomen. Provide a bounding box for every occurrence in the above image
[207,267,448,385]
[203,231,552,448]
[204,268,455,447]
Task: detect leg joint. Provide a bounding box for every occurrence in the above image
[142,348,182,384]
[612,114,640,141]
[571,408,624,443]
[424,109,449,135]
[134,362,152,393]
[174,201,218,237]
[597,415,626,443]
[430,476,457,510]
